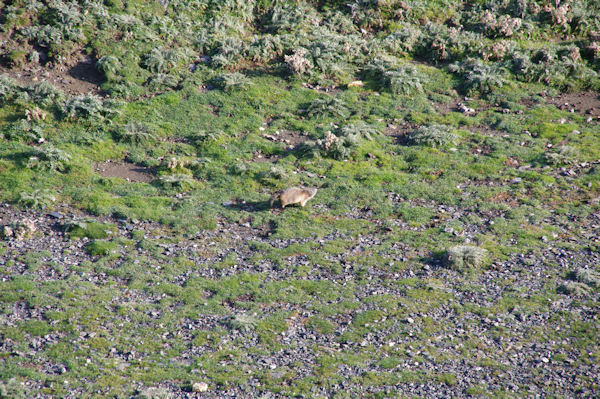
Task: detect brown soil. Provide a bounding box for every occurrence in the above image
[544,91,600,117]
[94,161,155,183]
[0,51,104,96]
[384,122,415,145]
[432,97,462,114]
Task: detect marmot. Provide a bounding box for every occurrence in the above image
[270,187,317,208]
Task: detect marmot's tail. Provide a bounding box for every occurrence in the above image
[269,192,280,208]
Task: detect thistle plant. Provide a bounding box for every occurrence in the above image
[5,120,45,143]
[115,122,157,144]
[159,173,196,191]
[26,81,64,107]
[248,35,283,62]
[0,74,19,103]
[220,72,252,92]
[147,73,179,90]
[306,97,349,119]
[410,125,458,148]
[142,48,180,73]
[544,145,578,166]
[383,65,424,95]
[18,189,56,210]
[338,122,379,141]
[448,60,506,94]
[61,95,121,120]
[26,144,72,172]
[96,55,120,76]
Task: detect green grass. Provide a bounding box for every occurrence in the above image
[0,1,599,397]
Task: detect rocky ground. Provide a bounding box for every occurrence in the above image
[1,202,598,398]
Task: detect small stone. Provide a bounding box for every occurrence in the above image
[192,382,208,393]
[406,317,414,324]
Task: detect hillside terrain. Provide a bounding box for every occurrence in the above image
[0,0,599,397]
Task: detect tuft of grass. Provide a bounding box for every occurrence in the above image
[85,239,119,256]
[224,313,259,332]
[445,245,488,271]
[66,221,117,239]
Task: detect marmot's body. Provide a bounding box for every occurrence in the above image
[270,187,317,208]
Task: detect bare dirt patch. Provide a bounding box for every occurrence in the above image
[94,161,155,183]
[0,52,104,96]
[384,122,415,145]
[432,97,462,114]
[545,91,600,117]
[254,130,312,162]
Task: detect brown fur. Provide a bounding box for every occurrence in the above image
[270,187,317,208]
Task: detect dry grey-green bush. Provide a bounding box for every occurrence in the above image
[449,60,506,94]
[61,95,121,120]
[26,144,71,172]
[410,125,458,148]
[158,174,196,191]
[147,73,179,90]
[225,313,259,332]
[445,245,488,271]
[306,97,349,119]
[544,145,578,166]
[338,122,379,141]
[557,280,593,297]
[96,55,120,76]
[220,72,252,92]
[2,219,37,241]
[18,189,56,210]
[573,267,600,287]
[115,122,157,144]
[284,48,313,75]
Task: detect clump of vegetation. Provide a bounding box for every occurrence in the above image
[2,219,37,241]
[225,313,259,332]
[573,267,600,287]
[444,245,488,271]
[26,144,71,172]
[0,378,27,399]
[544,145,578,166]
[557,281,593,297]
[61,95,121,121]
[284,48,313,75]
[220,72,252,92]
[560,267,600,296]
[305,97,349,119]
[96,55,120,76]
[448,60,506,94]
[18,190,56,210]
[409,125,458,148]
[64,220,117,240]
[85,239,118,256]
[366,60,424,94]
[115,122,157,144]
[158,173,196,192]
